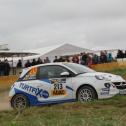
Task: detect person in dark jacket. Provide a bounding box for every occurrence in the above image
[37,58,43,65]
[53,56,59,62]
[31,59,37,66]
[4,59,10,76]
[124,51,126,58]
[117,50,124,59]
[64,56,70,62]
[58,56,65,62]
[25,60,31,68]
[17,60,22,68]
[81,52,88,65]
[0,60,4,76]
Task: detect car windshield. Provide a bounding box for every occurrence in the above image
[64,63,95,74]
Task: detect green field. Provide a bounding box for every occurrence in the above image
[97,67,126,79]
[0,68,126,126]
[1,96,126,126]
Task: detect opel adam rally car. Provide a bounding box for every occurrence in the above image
[9,63,126,109]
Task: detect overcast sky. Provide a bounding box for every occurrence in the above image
[0,0,126,51]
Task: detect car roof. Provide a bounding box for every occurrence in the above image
[27,62,69,70]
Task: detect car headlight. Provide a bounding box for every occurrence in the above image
[95,75,105,80]
[95,75,111,81]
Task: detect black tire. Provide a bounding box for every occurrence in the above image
[11,94,29,110]
[77,86,97,102]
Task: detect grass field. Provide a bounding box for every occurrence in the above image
[0,67,126,126]
[99,68,126,80]
[1,96,126,126]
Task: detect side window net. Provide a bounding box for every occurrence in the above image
[22,67,38,81]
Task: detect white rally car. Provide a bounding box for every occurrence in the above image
[9,63,126,109]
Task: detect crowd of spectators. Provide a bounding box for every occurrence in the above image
[24,57,50,68]
[52,51,113,68]
[0,57,51,76]
[1,50,126,76]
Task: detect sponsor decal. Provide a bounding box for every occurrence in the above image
[51,82,66,96]
[100,92,109,95]
[23,67,37,80]
[61,78,66,83]
[29,67,37,75]
[100,88,109,95]
[52,90,66,96]
[50,79,66,85]
[19,83,49,98]
[51,79,60,84]
[102,88,110,91]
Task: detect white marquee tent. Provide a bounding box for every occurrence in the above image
[23,43,91,61]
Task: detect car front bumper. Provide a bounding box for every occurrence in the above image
[98,83,119,99]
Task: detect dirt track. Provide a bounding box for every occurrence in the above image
[0,91,11,111]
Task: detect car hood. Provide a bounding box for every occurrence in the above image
[79,72,125,82]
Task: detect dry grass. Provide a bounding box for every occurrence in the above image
[0,75,19,91]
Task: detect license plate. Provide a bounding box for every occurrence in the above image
[119,90,126,94]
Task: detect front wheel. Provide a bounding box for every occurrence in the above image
[11,94,29,110]
[77,86,97,102]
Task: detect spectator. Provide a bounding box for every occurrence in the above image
[37,58,43,65]
[87,55,93,68]
[100,51,107,63]
[80,53,83,64]
[0,60,4,76]
[16,59,22,75]
[12,61,17,75]
[107,53,113,62]
[17,60,22,68]
[81,52,88,65]
[92,54,99,64]
[64,56,70,62]
[124,51,126,58]
[58,56,65,62]
[25,60,31,68]
[117,50,124,59]
[72,55,79,64]
[4,59,10,76]
[53,56,59,62]
[44,57,50,63]
[31,59,37,66]
[104,51,108,63]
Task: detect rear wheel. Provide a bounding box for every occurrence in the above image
[77,86,97,102]
[11,94,29,110]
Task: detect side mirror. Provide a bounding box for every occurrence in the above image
[60,72,70,77]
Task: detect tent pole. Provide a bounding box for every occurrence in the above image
[12,56,14,75]
[21,55,24,68]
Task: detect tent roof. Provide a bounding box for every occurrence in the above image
[91,46,119,52]
[0,51,38,57]
[25,44,63,55]
[25,43,91,59]
[0,44,9,51]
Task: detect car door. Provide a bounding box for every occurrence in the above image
[37,65,74,103]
